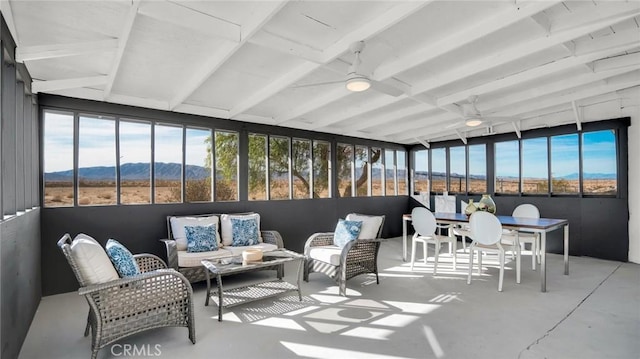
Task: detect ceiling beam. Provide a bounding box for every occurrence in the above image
[32,76,108,93]
[238,1,431,122]
[409,5,640,97]
[274,1,556,127]
[571,101,582,131]
[436,30,640,106]
[594,52,640,72]
[248,30,324,63]
[104,0,140,100]
[394,73,640,142]
[16,39,119,63]
[169,1,288,112]
[455,129,468,145]
[374,1,560,80]
[0,0,19,44]
[340,103,434,133]
[415,138,430,149]
[311,95,405,130]
[512,121,521,139]
[138,1,240,42]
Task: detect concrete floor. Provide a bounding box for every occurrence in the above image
[20,237,640,359]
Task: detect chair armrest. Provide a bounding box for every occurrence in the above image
[304,232,335,256]
[341,238,382,264]
[78,269,191,296]
[160,239,179,270]
[261,230,284,248]
[134,254,168,273]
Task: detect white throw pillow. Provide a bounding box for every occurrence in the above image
[70,233,119,285]
[170,215,221,250]
[220,213,262,246]
[345,214,383,239]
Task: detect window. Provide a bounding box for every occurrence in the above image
[154,124,183,203]
[431,148,446,193]
[248,133,267,201]
[468,144,486,193]
[551,134,579,194]
[522,137,548,194]
[495,141,519,194]
[397,151,408,195]
[119,120,151,204]
[293,139,311,199]
[78,115,116,206]
[269,136,290,200]
[337,144,353,197]
[185,127,212,202]
[582,130,617,195]
[43,111,74,207]
[312,140,330,198]
[449,146,466,193]
[215,131,239,201]
[355,145,369,196]
[413,150,428,194]
[371,148,383,196]
[384,149,396,195]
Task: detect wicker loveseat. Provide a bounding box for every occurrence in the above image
[58,233,195,359]
[161,212,285,283]
[303,213,385,296]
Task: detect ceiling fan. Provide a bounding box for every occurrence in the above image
[445,95,515,129]
[292,41,404,97]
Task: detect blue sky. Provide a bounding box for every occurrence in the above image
[44,111,617,178]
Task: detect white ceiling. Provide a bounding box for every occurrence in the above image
[3,0,640,145]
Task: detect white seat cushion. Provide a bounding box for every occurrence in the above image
[345,214,383,239]
[177,248,232,267]
[170,215,221,251]
[70,233,119,285]
[308,245,342,266]
[224,243,278,256]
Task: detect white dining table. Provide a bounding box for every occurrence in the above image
[402,212,569,292]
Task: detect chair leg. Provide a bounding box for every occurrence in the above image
[478,250,483,275]
[433,242,440,276]
[467,248,474,285]
[461,236,466,252]
[84,310,91,337]
[516,244,521,284]
[452,239,457,270]
[410,239,417,271]
[498,251,505,292]
[423,240,428,265]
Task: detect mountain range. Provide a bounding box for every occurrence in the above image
[45,163,209,181]
[44,164,615,182]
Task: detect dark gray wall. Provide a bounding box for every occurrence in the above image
[409,195,629,261]
[42,196,408,295]
[1,209,41,359]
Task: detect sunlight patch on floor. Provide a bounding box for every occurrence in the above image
[423,326,445,358]
[253,317,306,331]
[305,321,349,334]
[383,301,440,314]
[370,314,420,327]
[341,326,394,340]
[281,341,417,359]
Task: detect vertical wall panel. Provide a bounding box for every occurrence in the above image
[23,93,32,208]
[1,55,16,216]
[15,81,24,211]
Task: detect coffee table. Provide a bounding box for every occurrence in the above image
[201,248,304,321]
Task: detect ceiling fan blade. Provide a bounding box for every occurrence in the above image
[370,80,404,97]
[291,80,344,89]
[444,120,465,129]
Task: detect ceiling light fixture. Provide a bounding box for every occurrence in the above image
[465,118,483,127]
[346,76,371,92]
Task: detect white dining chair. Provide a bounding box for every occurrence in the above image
[502,204,541,270]
[410,207,457,275]
[467,211,521,292]
[434,194,457,254]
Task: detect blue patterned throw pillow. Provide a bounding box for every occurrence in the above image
[231,218,259,246]
[184,225,218,253]
[105,239,140,278]
[334,219,362,248]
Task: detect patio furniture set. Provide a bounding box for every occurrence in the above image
[58,211,386,358]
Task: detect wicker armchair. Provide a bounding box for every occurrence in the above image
[303,214,385,296]
[58,234,195,359]
[161,213,284,283]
